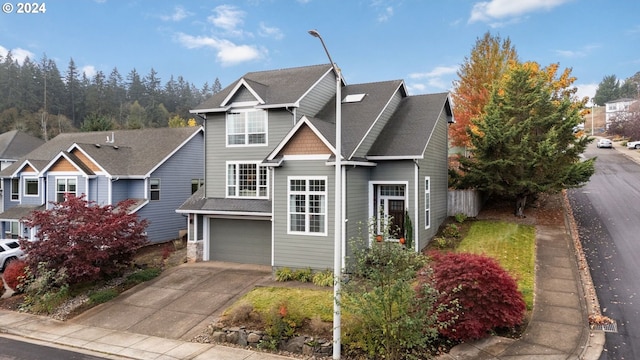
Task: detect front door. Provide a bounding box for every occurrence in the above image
[375,184,406,239]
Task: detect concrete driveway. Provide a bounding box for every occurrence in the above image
[71,262,273,341]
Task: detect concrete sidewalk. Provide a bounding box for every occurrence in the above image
[0,309,292,359]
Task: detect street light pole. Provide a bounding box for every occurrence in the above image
[591,98,596,136]
[308,29,342,360]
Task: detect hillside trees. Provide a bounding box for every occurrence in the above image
[594,73,639,105]
[0,51,220,139]
[453,62,595,217]
[450,32,519,148]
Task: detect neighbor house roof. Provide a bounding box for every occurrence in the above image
[0,127,203,178]
[0,130,45,160]
[192,64,335,111]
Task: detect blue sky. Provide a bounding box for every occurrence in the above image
[1,0,639,104]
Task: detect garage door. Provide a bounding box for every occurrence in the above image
[209,218,271,265]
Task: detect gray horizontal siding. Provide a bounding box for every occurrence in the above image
[417,110,449,250]
[205,109,294,199]
[273,160,335,270]
[298,74,336,120]
[136,133,204,243]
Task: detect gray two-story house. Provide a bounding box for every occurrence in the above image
[178,64,453,270]
[0,127,204,243]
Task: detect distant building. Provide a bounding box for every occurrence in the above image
[605,98,638,127]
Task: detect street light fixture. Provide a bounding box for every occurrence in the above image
[308,29,342,360]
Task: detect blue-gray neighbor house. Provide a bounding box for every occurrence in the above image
[0,126,204,243]
[178,64,454,270]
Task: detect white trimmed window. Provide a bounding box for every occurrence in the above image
[424,177,431,229]
[24,178,39,196]
[56,177,77,202]
[150,178,160,201]
[226,109,267,146]
[227,162,268,198]
[288,177,327,235]
[10,178,19,201]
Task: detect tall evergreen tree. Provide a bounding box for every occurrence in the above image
[593,75,620,105]
[455,62,595,217]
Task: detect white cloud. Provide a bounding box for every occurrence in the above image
[409,66,458,79]
[175,33,264,66]
[469,0,572,23]
[82,65,97,78]
[378,6,394,22]
[0,45,35,65]
[208,5,245,35]
[576,83,598,104]
[258,23,284,40]
[160,6,192,22]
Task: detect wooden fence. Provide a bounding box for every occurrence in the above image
[448,189,483,217]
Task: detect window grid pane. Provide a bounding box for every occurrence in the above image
[288,178,326,234]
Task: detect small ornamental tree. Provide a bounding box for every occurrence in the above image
[21,194,148,285]
[427,251,525,342]
[3,259,27,291]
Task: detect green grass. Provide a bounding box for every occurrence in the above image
[226,286,334,322]
[456,221,536,310]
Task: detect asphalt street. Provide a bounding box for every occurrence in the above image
[0,335,115,360]
[567,143,640,360]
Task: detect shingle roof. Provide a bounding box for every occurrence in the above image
[0,130,45,159]
[0,127,202,177]
[177,187,271,214]
[193,64,333,111]
[0,205,45,221]
[314,80,405,157]
[368,92,451,157]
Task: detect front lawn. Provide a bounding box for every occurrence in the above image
[456,221,536,310]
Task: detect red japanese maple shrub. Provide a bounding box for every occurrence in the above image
[428,251,525,342]
[3,259,27,291]
[20,195,149,285]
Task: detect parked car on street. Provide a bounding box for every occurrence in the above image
[0,239,26,271]
[597,138,613,148]
[627,140,640,149]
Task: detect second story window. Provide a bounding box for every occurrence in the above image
[11,178,19,201]
[226,109,267,146]
[24,178,39,196]
[191,179,204,194]
[227,162,268,198]
[56,178,76,202]
[150,178,160,200]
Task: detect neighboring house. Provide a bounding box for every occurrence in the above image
[0,127,204,242]
[0,130,45,171]
[178,64,454,270]
[0,130,45,213]
[605,98,638,127]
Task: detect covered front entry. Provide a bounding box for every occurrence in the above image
[209,218,271,265]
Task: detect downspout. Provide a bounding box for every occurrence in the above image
[414,160,420,252]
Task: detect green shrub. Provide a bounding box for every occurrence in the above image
[343,226,441,360]
[443,223,460,238]
[293,267,313,282]
[434,236,450,249]
[312,269,333,287]
[454,213,467,223]
[259,300,302,351]
[275,267,294,282]
[19,263,70,314]
[89,288,119,304]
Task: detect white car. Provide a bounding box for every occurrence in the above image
[596,138,613,148]
[0,239,26,271]
[627,140,640,149]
